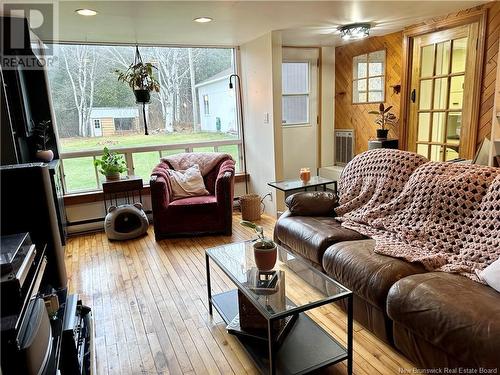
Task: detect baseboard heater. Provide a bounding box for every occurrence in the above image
[335,129,355,166]
[67,210,153,227]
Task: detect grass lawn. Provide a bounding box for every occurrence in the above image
[60,132,238,152]
[60,132,240,193]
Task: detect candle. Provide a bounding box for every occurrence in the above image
[299,168,311,183]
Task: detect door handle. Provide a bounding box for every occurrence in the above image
[411,89,416,103]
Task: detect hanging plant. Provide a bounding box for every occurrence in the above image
[115,46,160,135]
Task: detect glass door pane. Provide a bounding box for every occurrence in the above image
[435,41,451,75]
[417,144,429,159]
[433,78,448,110]
[417,113,431,142]
[430,145,444,161]
[432,113,446,143]
[446,113,462,145]
[449,76,464,110]
[451,38,467,73]
[420,45,435,77]
[419,80,433,110]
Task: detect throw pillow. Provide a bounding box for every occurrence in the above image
[477,258,500,293]
[285,191,338,216]
[168,164,209,200]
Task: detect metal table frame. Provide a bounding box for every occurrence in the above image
[205,244,353,375]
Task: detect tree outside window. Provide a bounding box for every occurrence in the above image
[47,44,241,192]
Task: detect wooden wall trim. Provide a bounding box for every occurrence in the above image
[400,7,488,157]
[399,35,412,150]
[404,7,487,37]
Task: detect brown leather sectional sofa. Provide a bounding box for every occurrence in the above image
[274,192,500,370]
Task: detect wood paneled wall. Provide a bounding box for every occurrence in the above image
[334,3,499,156]
[335,32,403,155]
[478,2,500,147]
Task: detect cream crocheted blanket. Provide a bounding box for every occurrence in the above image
[335,149,500,282]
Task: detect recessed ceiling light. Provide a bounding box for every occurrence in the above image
[75,9,98,16]
[194,17,213,23]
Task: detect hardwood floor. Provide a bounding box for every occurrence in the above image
[65,213,414,375]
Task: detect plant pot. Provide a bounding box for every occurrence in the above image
[134,89,151,104]
[253,243,277,271]
[105,172,121,181]
[35,149,54,162]
[376,129,389,139]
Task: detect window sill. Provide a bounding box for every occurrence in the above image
[64,173,249,205]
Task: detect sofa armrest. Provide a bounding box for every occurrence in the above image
[150,174,171,209]
[273,210,292,244]
[285,191,338,216]
[215,160,235,205]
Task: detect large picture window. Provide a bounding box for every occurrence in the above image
[352,50,386,104]
[47,44,241,193]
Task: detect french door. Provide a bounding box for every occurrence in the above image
[408,23,479,161]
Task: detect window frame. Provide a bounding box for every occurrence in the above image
[352,49,386,105]
[281,60,311,127]
[45,42,244,195]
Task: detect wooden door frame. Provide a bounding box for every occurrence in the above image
[399,8,487,157]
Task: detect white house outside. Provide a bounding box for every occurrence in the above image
[195,69,237,134]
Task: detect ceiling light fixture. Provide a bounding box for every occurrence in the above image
[339,23,370,40]
[75,9,98,16]
[193,17,213,23]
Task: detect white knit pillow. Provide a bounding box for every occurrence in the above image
[477,258,500,293]
[168,164,209,200]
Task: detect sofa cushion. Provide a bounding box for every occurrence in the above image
[169,195,217,206]
[274,215,366,266]
[323,240,426,309]
[387,272,500,367]
[285,191,338,216]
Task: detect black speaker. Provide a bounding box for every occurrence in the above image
[1,297,53,375]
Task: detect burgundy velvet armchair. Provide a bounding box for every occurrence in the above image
[150,154,235,240]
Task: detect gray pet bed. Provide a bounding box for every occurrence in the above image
[104,203,149,240]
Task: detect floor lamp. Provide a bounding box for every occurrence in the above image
[229,74,249,194]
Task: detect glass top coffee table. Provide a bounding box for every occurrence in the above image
[205,241,353,375]
[268,176,337,199]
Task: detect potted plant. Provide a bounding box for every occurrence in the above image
[116,61,160,104]
[93,147,127,181]
[368,103,398,139]
[241,220,277,271]
[116,46,160,136]
[33,120,54,162]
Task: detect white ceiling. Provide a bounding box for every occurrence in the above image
[33,1,489,46]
